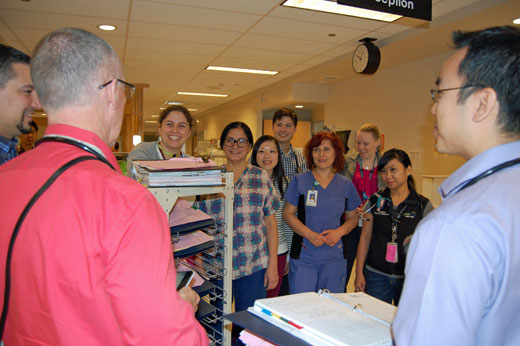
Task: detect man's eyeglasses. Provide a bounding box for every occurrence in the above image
[223,138,249,148]
[99,79,136,100]
[430,85,483,102]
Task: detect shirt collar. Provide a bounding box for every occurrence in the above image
[440,141,520,198]
[43,124,119,171]
[281,144,294,158]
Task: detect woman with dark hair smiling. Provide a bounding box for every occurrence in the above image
[355,148,432,305]
[251,135,291,297]
[283,131,360,294]
[198,122,279,313]
[127,105,192,178]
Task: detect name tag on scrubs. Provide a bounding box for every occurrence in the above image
[306,190,318,207]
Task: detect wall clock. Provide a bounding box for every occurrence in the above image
[352,38,381,75]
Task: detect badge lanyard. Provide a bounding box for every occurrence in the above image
[358,156,377,201]
[385,202,408,264]
[158,143,184,160]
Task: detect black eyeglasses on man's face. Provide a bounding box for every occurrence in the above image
[99,79,135,100]
[430,85,483,102]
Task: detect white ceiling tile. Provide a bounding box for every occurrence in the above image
[234,33,337,54]
[269,5,386,30]
[126,36,226,55]
[250,17,369,43]
[139,0,280,14]
[211,57,294,71]
[0,10,128,33]
[0,0,130,18]
[128,21,240,45]
[132,0,261,31]
[221,46,313,64]
[321,45,356,58]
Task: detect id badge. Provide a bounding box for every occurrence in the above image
[306,190,318,207]
[385,242,398,263]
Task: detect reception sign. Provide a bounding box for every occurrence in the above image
[337,0,432,21]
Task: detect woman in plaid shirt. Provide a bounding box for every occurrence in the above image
[198,122,279,314]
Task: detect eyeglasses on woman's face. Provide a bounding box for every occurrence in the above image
[223,137,249,148]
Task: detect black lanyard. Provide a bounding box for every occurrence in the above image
[458,158,520,193]
[36,136,116,171]
[1,138,116,339]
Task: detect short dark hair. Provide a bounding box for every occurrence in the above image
[452,26,520,135]
[251,135,287,198]
[0,44,30,88]
[29,121,38,133]
[378,148,415,190]
[159,105,193,128]
[272,108,298,127]
[220,121,253,150]
[304,131,345,171]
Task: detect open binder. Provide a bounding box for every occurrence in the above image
[248,291,396,346]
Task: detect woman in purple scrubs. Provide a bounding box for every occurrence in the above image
[283,131,360,293]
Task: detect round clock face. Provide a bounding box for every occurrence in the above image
[353,44,369,74]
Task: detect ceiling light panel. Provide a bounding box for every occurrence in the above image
[177,92,229,97]
[206,66,278,75]
[281,0,402,22]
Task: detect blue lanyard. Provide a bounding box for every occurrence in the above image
[358,155,377,200]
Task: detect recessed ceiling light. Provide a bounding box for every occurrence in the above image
[196,120,200,123]
[144,120,158,124]
[513,18,520,25]
[97,24,116,31]
[282,0,402,22]
[206,66,279,75]
[178,92,228,98]
[167,101,184,105]
[188,108,198,112]
[295,105,304,109]
[150,115,159,118]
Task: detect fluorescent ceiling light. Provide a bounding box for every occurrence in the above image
[513,18,520,25]
[97,24,116,31]
[150,115,159,118]
[206,66,279,75]
[295,105,304,108]
[188,108,198,112]
[177,92,228,98]
[282,0,402,22]
[144,120,158,124]
[167,101,184,105]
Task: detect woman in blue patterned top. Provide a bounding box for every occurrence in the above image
[198,122,279,313]
[251,135,291,297]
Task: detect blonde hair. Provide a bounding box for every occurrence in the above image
[358,123,382,152]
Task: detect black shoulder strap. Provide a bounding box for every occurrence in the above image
[0,155,101,339]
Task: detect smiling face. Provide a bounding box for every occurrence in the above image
[272,115,296,146]
[255,140,279,174]
[0,63,40,139]
[223,127,251,164]
[356,130,380,160]
[158,110,191,154]
[312,139,336,170]
[380,158,411,192]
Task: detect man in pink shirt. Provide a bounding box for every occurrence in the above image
[0,28,208,345]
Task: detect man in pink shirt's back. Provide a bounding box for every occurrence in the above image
[0,28,208,345]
